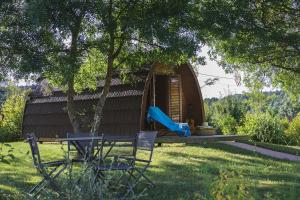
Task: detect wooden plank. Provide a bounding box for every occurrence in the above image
[169,75,181,122]
[36,135,249,144]
[155,135,249,144]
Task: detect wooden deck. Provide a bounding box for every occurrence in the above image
[155,135,249,144]
[36,135,249,144]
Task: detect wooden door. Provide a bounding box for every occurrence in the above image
[169,76,181,122]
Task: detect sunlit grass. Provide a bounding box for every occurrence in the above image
[0,142,299,199]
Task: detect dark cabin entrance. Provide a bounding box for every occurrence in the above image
[145,72,183,131]
[154,75,169,114]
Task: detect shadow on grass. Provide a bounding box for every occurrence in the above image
[145,143,300,200]
[1,142,300,200]
[0,168,39,193]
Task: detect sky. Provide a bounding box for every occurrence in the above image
[197,47,249,99]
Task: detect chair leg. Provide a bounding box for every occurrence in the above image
[49,165,67,192]
[28,167,59,197]
[52,165,67,180]
[28,165,67,197]
[93,170,106,184]
[114,170,126,185]
[125,169,136,196]
[125,167,154,195]
[135,168,155,188]
[29,177,48,197]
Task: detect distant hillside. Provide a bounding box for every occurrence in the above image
[204,91,283,103]
[204,91,300,119]
[204,93,248,106]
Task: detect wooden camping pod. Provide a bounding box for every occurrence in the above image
[22,63,205,140]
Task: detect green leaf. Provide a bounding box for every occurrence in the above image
[0,159,10,164]
[7,154,15,159]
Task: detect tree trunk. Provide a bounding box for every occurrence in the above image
[91,0,119,135]
[67,77,80,133]
[90,57,114,134]
[65,15,82,133]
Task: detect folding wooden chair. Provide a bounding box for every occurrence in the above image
[127,131,157,189]
[26,133,67,197]
[94,131,157,191]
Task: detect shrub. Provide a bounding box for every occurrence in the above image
[285,113,300,145]
[0,87,27,142]
[237,112,287,144]
[205,95,247,134]
[213,114,237,135]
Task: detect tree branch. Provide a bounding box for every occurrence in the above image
[253,58,300,74]
[115,36,166,49]
[112,38,125,59]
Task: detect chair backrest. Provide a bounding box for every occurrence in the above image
[136,131,157,151]
[132,131,157,165]
[26,133,42,168]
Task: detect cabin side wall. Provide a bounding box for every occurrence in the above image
[23,89,144,139]
[180,64,205,125]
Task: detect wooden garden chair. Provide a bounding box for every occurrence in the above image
[126,131,157,190]
[26,133,67,198]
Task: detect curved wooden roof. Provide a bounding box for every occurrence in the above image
[22,63,205,139]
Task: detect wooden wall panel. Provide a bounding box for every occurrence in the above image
[169,76,181,122]
[23,95,143,138]
[180,64,205,125]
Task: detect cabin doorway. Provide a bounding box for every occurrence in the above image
[154,75,169,115]
[152,74,182,122]
[145,73,183,131]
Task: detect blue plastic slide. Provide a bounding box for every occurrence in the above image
[147,106,191,137]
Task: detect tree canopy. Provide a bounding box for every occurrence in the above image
[2,0,299,133]
[12,0,205,133]
[201,0,300,99]
[0,0,49,80]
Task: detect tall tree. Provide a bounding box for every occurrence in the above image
[16,0,295,134]
[89,0,203,133]
[23,0,203,134]
[26,0,97,133]
[200,0,300,99]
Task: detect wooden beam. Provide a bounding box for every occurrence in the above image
[155,135,249,144]
[37,135,249,144]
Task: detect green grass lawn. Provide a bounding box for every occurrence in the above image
[0,142,300,200]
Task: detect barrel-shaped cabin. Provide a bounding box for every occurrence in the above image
[22,63,205,140]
